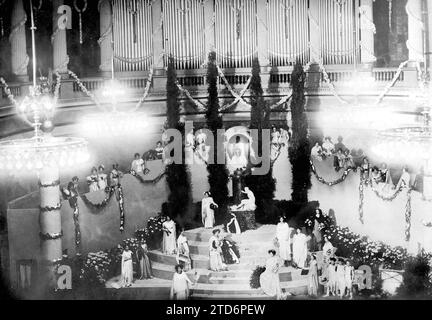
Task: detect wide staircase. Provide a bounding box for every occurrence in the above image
[148,225,309,300]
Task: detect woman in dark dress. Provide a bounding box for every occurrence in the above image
[221,236,240,265]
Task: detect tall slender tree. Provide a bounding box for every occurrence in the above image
[165,57,191,221]
[205,52,229,222]
[245,58,275,221]
[288,61,311,204]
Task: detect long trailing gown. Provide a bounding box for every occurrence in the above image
[209,235,225,271]
[87,174,99,192]
[336,265,346,296]
[137,244,152,279]
[170,271,193,300]
[176,234,191,271]
[120,250,133,287]
[293,233,309,269]
[227,213,241,234]
[276,222,291,261]
[221,239,240,264]
[97,173,107,190]
[162,220,177,255]
[201,196,217,228]
[308,259,319,296]
[260,256,283,299]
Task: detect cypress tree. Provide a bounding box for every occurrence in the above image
[245,58,275,221]
[165,57,191,221]
[288,61,311,204]
[205,52,229,222]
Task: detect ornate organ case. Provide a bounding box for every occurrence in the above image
[110,0,363,72]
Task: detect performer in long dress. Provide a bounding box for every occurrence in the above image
[345,260,354,300]
[220,235,240,264]
[228,147,248,173]
[170,264,193,300]
[136,240,152,280]
[324,257,337,297]
[97,165,107,190]
[396,166,411,190]
[275,216,292,265]
[131,153,145,174]
[209,229,226,271]
[226,212,241,234]
[292,229,310,269]
[162,216,177,255]
[260,250,283,299]
[86,167,99,192]
[201,192,218,229]
[176,229,191,271]
[308,254,319,297]
[336,258,346,298]
[233,187,256,211]
[110,164,123,187]
[271,126,281,146]
[322,236,335,265]
[311,142,323,161]
[120,246,134,288]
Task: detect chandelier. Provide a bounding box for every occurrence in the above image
[0,1,89,269]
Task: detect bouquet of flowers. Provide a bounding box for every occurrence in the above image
[80,251,113,285]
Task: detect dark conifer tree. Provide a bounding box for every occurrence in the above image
[288,61,311,204]
[165,57,191,221]
[205,52,229,222]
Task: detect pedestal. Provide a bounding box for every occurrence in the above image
[232,210,256,231]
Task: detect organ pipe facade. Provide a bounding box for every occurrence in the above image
[107,0,377,71]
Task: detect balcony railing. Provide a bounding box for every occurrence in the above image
[0,66,418,110]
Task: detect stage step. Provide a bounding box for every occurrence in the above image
[208,276,250,285]
[191,293,273,300]
[149,250,209,269]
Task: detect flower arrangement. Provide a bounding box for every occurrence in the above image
[80,251,113,285]
[324,225,410,270]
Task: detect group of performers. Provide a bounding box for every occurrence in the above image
[85,165,108,192]
[208,228,241,272]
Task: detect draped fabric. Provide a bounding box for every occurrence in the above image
[112,0,153,72]
[163,0,206,69]
[318,0,359,65]
[215,0,258,68]
[267,0,310,66]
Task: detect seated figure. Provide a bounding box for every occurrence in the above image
[231,187,256,211]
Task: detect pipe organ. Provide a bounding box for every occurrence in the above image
[163,0,206,69]
[108,0,367,72]
[318,0,359,65]
[112,0,153,72]
[215,0,258,68]
[267,0,310,66]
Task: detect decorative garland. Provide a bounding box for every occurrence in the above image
[310,160,353,186]
[0,0,5,38]
[62,187,82,254]
[67,69,102,107]
[40,204,62,213]
[375,60,410,105]
[80,187,115,213]
[73,0,88,45]
[359,174,365,224]
[53,71,62,104]
[40,231,63,241]
[129,170,166,185]
[117,185,125,232]
[38,180,61,188]
[370,184,405,202]
[405,189,412,242]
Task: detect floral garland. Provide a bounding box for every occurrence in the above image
[38,180,61,188]
[405,189,412,242]
[0,77,18,106]
[40,231,63,241]
[359,174,365,224]
[129,170,166,185]
[118,185,126,232]
[80,187,115,213]
[40,204,62,213]
[310,160,353,187]
[62,189,82,255]
[370,184,405,201]
[67,69,101,107]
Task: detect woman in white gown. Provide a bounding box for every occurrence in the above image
[97,165,107,190]
[228,148,248,173]
[131,153,144,174]
[209,229,226,271]
[260,249,283,299]
[234,187,256,211]
[176,229,191,271]
[292,229,310,269]
[170,264,193,300]
[202,192,218,229]
[162,216,177,255]
[120,246,134,287]
[276,216,291,265]
[86,167,99,192]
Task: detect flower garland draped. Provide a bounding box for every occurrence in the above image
[310,160,353,186]
[129,170,166,185]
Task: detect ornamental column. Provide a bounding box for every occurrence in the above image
[52,0,69,75]
[308,0,321,63]
[98,0,113,77]
[152,0,164,69]
[406,0,425,63]
[256,0,269,67]
[9,0,29,82]
[38,165,63,264]
[427,0,432,73]
[204,0,215,54]
[359,0,376,66]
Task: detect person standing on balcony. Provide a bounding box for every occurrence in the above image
[131,153,145,174]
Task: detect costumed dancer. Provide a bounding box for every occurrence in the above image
[209,229,226,271]
[324,257,337,297]
[275,216,292,266]
[308,254,319,297]
[86,167,99,192]
[221,234,240,264]
[345,260,354,300]
[226,212,241,234]
[110,164,123,187]
[137,240,152,280]
[336,258,346,298]
[260,250,284,300]
[131,153,145,174]
[120,246,134,288]
[162,216,177,255]
[176,229,192,271]
[170,264,193,300]
[97,165,107,190]
[292,228,310,269]
[202,192,218,229]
